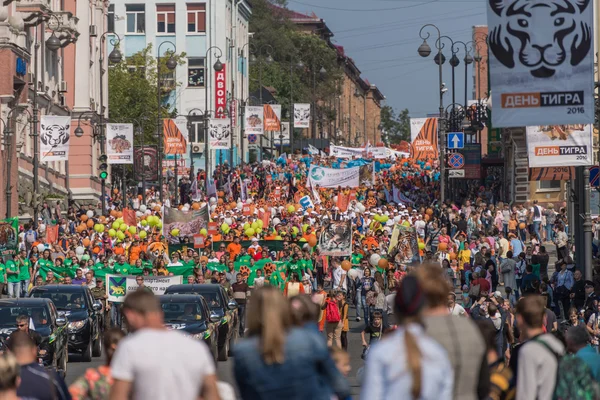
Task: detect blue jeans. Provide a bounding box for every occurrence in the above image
[237,303,246,336]
[532,221,541,242]
[7,282,20,298]
[358,294,369,324]
[110,302,122,327]
[503,224,509,236]
[20,280,30,297]
[519,227,527,242]
[546,224,554,241]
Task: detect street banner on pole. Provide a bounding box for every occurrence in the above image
[40,116,71,161]
[214,63,227,118]
[106,123,133,164]
[486,0,594,127]
[293,104,310,128]
[163,119,187,155]
[244,106,264,135]
[0,217,18,256]
[106,274,183,303]
[526,125,594,167]
[263,104,281,131]
[208,118,232,150]
[318,220,352,257]
[409,118,438,160]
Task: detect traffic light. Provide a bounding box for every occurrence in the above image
[98,154,108,180]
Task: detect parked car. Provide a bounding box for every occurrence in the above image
[30,285,103,361]
[0,298,68,375]
[158,294,220,363]
[164,284,239,361]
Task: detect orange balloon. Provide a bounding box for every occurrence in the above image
[217,198,224,205]
[438,242,448,251]
[80,214,88,222]
[113,188,119,194]
[99,216,106,223]
[77,224,86,233]
[449,252,457,260]
[178,205,184,210]
[424,214,430,221]
[378,258,389,270]
[192,203,200,210]
[519,222,526,229]
[82,238,91,247]
[217,191,225,197]
[154,206,161,212]
[426,208,433,215]
[341,260,352,271]
[117,211,123,218]
[110,210,118,217]
[138,195,142,200]
[86,220,94,228]
[308,235,318,248]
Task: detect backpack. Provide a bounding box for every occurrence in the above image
[534,339,600,400]
[25,230,36,243]
[325,300,340,323]
[469,282,481,298]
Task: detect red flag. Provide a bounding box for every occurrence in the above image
[123,208,136,227]
[336,192,350,212]
[46,225,59,244]
[260,210,271,229]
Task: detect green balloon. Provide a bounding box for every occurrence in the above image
[245,228,255,237]
[243,223,250,230]
[117,231,125,240]
[119,224,128,232]
[108,229,116,237]
[139,230,147,239]
[221,223,229,232]
[141,220,148,227]
[200,228,208,236]
[251,221,259,230]
[112,221,120,230]
[257,220,264,228]
[128,226,137,234]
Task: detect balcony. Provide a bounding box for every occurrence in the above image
[16,0,51,27]
[47,11,79,46]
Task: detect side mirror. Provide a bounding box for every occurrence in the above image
[209,311,220,323]
[56,317,67,327]
[227,300,238,310]
[92,301,102,311]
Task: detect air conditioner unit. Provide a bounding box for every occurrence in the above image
[191,143,204,154]
[59,81,67,93]
[89,25,97,37]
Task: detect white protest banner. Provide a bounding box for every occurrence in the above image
[244,106,264,135]
[106,123,134,164]
[526,124,593,168]
[329,145,391,159]
[487,0,595,128]
[208,118,231,150]
[40,116,71,161]
[308,165,361,188]
[293,104,310,128]
[106,274,183,303]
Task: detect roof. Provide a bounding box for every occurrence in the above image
[30,285,89,293]
[166,284,223,293]
[0,298,53,306]
[158,294,205,303]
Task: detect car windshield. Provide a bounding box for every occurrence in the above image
[0,307,51,328]
[30,291,86,310]
[161,302,204,322]
[197,292,221,309]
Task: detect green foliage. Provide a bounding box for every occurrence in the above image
[381,105,410,143]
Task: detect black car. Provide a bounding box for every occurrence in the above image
[158,294,220,363]
[30,285,103,361]
[0,298,68,375]
[164,284,239,361]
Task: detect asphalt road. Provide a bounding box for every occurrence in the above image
[65,305,367,398]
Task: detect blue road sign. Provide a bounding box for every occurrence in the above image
[591,166,600,187]
[448,153,465,169]
[447,132,464,149]
[247,134,257,144]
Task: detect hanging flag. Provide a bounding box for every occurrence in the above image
[123,208,137,227]
[208,118,231,150]
[263,104,282,131]
[106,123,134,164]
[244,106,264,135]
[163,119,187,155]
[293,104,310,128]
[40,116,71,161]
[307,144,319,155]
[336,192,350,212]
[46,224,59,244]
[409,118,438,160]
[240,178,248,201]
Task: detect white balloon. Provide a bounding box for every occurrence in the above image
[136,211,143,217]
[209,197,217,205]
[224,217,233,225]
[210,205,216,212]
[145,210,152,215]
[182,206,190,212]
[76,246,85,255]
[347,269,359,280]
[86,210,94,218]
[237,202,243,210]
[272,218,281,226]
[333,196,338,203]
[369,254,381,267]
[394,215,402,223]
[139,205,147,212]
[246,198,253,204]
[37,243,45,252]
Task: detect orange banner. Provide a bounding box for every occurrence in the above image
[336,192,350,212]
[163,119,187,155]
[123,208,137,227]
[411,118,438,160]
[528,167,574,181]
[46,225,58,244]
[263,104,281,131]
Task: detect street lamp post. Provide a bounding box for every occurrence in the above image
[204,46,223,196]
[131,116,151,203]
[289,57,304,155]
[418,24,445,203]
[156,41,178,204]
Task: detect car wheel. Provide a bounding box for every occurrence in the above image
[218,338,229,361]
[82,340,93,362]
[228,328,238,357]
[92,333,102,357]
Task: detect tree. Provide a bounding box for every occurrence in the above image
[380,105,410,144]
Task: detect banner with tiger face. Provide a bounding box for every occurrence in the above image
[40,116,71,162]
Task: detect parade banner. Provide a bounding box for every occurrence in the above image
[106,123,134,164]
[163,119,187,155]
[244,106,264,135]
[208,118,232,150]
[388,225,419,264]
[526,125,593,167]
[293,104,310,128]
[410,118,438,160]
[106,274,183,303]
[214,63,227,118]
[319,220,352,257]
[163,205,209,243]
[263,104,282,131]
[40,116,71,161]
[487,0,594,127]
[0,217,18,256]
[329,145,391,159]
[308,165,360,188]
[134,146,159,182]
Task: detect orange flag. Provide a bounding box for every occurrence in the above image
[123,208,137,227]
[46,225,59,244]
[336,192,350,212]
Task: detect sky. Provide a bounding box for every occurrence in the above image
[286,0,488,117]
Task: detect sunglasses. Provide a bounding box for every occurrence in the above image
[17,323,27,328]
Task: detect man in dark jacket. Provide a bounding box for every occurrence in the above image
[570,270,586,310]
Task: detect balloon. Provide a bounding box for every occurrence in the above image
[86,220,94,228]
[418,242,425,250]
[86,210,94,219]
[139,230,147,239]
[157,221,162,229]
[426,208,434,215]
[341,260,352,271]
[251,221,259,230]
[299,238,307,242]
[147,217,157,227]
[449,252,457,260]
[438,242,448,251]
[192,203,201,210]
[287,205,296,214]
[237,202,243,210]
[80,214,88,222]
[257,220,264,228]
[347,269,359,279]
[272,218,281,226]
[302,224,309,233]
[255,228,262,234]
[200,228,208,236]
[128,226,137,234]
[378,258,389,270]
[221,223,229,232]
[369,254,381,267]
[82,238,91,247]
[274,235,283,240]
[81,255,90,261]
[209,197,217,205]
[245,228,255,237]
[141,220,148,227]
[246,198,253,204]
[308,235,318,247]
[117,231,126,240]
[380,215,389,223]
[76,246,85,256]
[108,229,116,237]
[139,204,147,212]
[292,226,299,235]
[37,243,45,252]
[171,228,180,237]
[119,224,128,232]
[519,222,526,229]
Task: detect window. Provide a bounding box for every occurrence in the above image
[157,4,175,34]
[126,4,145,33]
[187,4,206,33]
[187,58,205,87]
[108,5,115,33]
[538,180,561,190]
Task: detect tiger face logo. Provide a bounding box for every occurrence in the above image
[488,0,592,78]
[294,107,310,122]
[41,123,70,146]
[209,123,231,140]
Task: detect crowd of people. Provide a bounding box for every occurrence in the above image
[0,150,600,399]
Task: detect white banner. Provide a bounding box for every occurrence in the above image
[106,274,183,303]
[244,106,264,135]
[40,116,71,161]
[208,118,232,150]
[329,145,391,159]
[106,123,134,164]
[526,124,593,167]
[308,165,361,188]
[294,104,310,128]
[277,122,290,144]
[487,0,595,127]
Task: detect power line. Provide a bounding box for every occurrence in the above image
[288,0,439,12]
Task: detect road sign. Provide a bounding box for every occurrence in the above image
[448,153,465,169]
[448,169,465,178]
[247,134,257,144]
[447,132,464,149]
[591,166,600,187]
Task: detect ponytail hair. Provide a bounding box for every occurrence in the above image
[405,328,422,399]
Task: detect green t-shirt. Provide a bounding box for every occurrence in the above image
[18,259,31,281]
[287,262,302,275]
[0,263,5,283]
[351,253,364,265]
[114,263,132,275]
[63,258,73,269]
[37,259,53,273]
[6,260,19,283]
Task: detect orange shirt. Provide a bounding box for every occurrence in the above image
[129,245,142,263]
[227,243,242,260]
[113,246,124,256]
[508,219,518,231]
